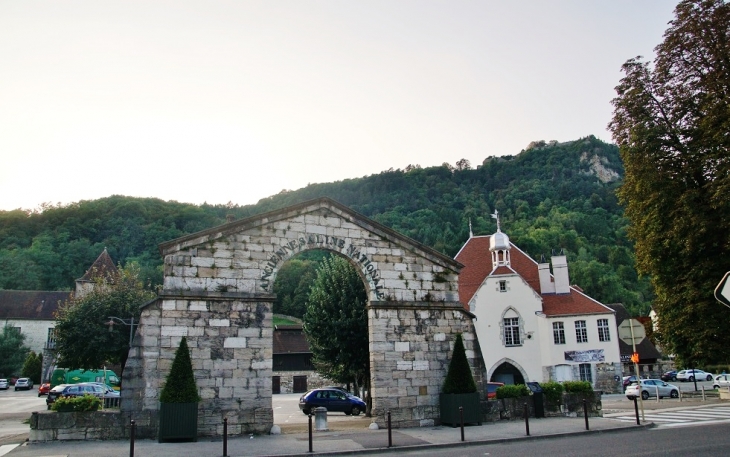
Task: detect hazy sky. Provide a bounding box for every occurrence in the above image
[0,1,676,211]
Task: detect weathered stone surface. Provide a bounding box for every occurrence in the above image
[123,199,474,436]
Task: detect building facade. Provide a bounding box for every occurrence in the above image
[456,219,622,393]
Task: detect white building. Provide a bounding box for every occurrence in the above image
[456,220,622,392]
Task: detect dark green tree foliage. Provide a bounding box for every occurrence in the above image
[303,255,369,388]
[442,334,477,394]
[609,0,730,366]
[0,136,651,315]
[273,258,320,319]
[54,264,156,373]
[159,337,200,403]
[21,351,42,384]
[0,324,29,377]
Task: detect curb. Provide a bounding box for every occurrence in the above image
[254,423,655,457]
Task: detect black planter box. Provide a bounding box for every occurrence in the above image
[158,402,198,443]
[440,392,481,426]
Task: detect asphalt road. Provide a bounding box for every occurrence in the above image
[0,388,45,445]
[354,422,730,456]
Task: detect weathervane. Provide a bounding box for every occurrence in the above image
[490,209,501,232]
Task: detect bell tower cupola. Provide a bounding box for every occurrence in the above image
[489,210,511,268]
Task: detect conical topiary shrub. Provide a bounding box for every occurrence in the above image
[440,333,481,426]
[158,337,201,442]
[442,333,477,394]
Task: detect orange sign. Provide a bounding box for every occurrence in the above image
[630,352,639,363]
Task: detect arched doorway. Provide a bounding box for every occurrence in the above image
[489,359,527,385]
[122,198,475,437]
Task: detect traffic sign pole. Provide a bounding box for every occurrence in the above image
[629,319,645,422]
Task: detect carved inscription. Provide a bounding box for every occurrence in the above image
[260,235,386,299]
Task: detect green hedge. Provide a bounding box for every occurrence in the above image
[495,384,530,399]
[52,394,101,412]
[563,381,593,393]
[539,381,564,404]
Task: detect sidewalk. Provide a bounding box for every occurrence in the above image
[2,415,649,457]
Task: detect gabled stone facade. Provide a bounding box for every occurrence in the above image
[122,198,477,437]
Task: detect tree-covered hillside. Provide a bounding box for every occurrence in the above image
[0,135,653,314]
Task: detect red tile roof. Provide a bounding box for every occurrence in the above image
[456,235,613,317]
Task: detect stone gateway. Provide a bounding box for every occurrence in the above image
[121,198,478,437]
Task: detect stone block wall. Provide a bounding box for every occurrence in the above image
[122,292,274,438]
[30,410,128,442]
[368,303,477,428]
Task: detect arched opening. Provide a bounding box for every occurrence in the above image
[490,362,525,385]
[270,248,372,415]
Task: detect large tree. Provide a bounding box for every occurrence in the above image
[609,0,730,366]
[303,255,370,402]
[0,324,30,377]
[54,263,156,373]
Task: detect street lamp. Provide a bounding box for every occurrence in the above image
[106,316,138,348]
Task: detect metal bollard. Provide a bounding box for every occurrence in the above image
[459,406,464,442]
[524,403,530,436]
[656,386,660,403]
[702,386,706,401]
[308,413,313,453]
[583,399,589,430]
[633,397,640,425]
[387,410,392,448]
[223,417,228,457]
[129,419,135,457]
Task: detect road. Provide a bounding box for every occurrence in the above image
[355,423,730,456]
[0,388,45,446]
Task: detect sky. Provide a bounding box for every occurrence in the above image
[0,1,677,212]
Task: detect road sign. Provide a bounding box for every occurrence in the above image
[618,318,646,346]
[715,271,730,309]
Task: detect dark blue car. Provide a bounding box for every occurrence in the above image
[299,388,366,416]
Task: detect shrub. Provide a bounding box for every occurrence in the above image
[160,337,201,403]
[52,394,101,412]
[563,381,593,393]
[495,384,530,399]
[539,381,564,404]
[441,333,477,394]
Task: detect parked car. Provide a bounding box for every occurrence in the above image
[622,375,638,390]
[14,378,33,391]
[660,371,677,382]
[298,388,367,416]
[486,382,504,399]
[713,374,730,389]
[625,379,679,400]
[46,382,119,409]
[0,379,8,390]
[37,383,51,397]
[677,369,713,382]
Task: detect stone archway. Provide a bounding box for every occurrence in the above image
[488,358,528,385]
[122,198,476,437]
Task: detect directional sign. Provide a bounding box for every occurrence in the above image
[618,318,646,346]
[715,271,730,309]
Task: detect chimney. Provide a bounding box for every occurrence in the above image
[551,253,570,294]
[538,259,555,294]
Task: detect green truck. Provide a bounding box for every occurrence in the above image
[50,368,121,390]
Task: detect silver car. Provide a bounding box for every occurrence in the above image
[625,379,679,400]
[0,379,8,390]
[14,378,33,391]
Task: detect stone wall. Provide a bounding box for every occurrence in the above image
[121,292,274,438]
[368,303,477,428]
[122,199,468,437]
[30,410,129,442]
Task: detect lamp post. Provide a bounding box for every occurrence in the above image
[106,316,138,348]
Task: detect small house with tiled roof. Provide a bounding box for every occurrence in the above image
[456,215,622,393]
[74,248,118,299]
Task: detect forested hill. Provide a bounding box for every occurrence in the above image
[0,135,653,314]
